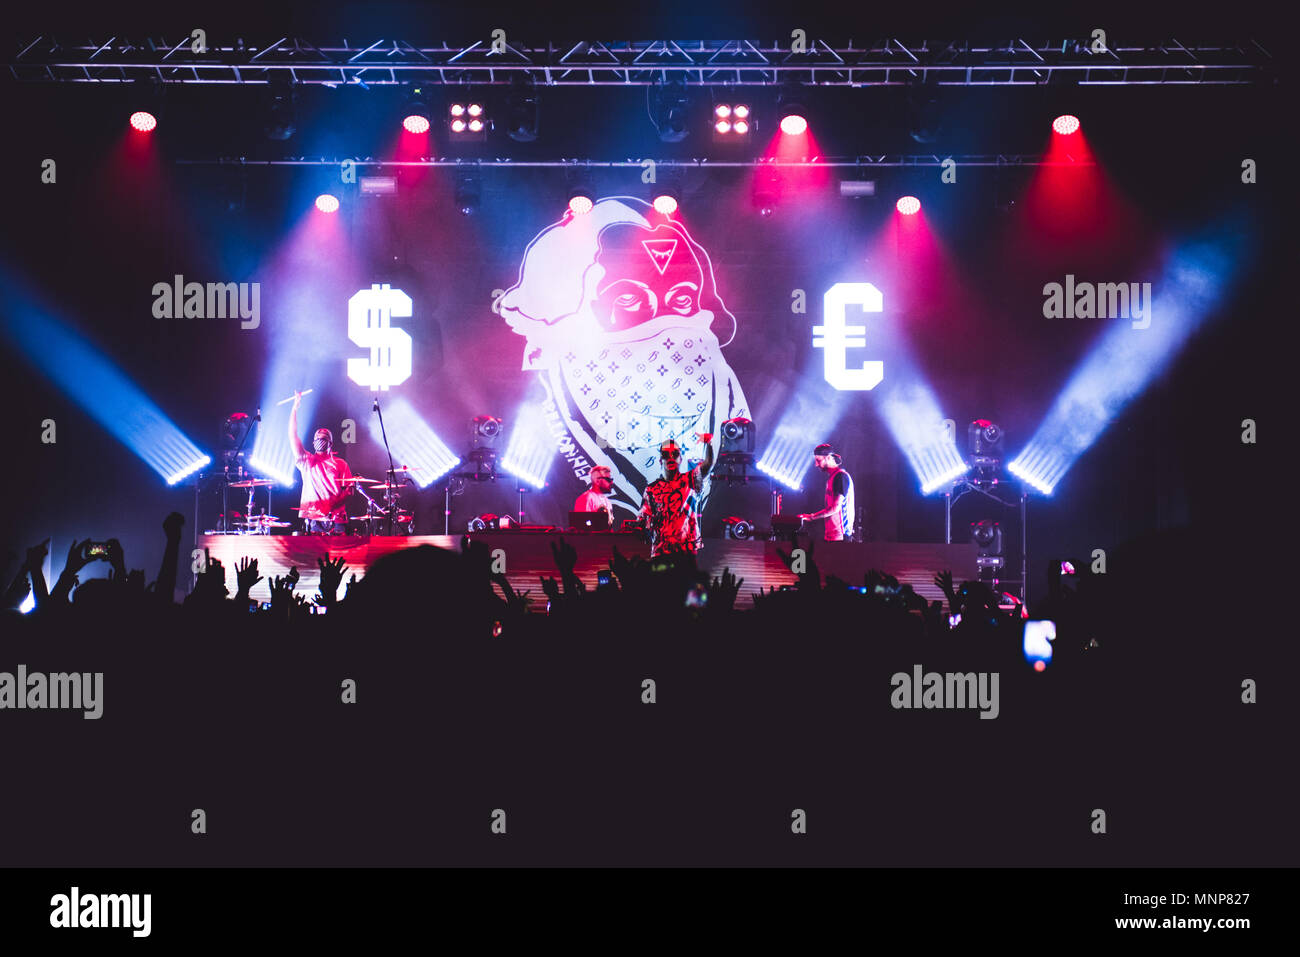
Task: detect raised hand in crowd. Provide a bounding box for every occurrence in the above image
[932,569,957,613]
[268,568,299,616]
[708,567,744,615]
[156,512,186,603]
[187,552,229,607]
[549,536,577,572]
[539,575,562,604]
[51,539,91,595]
[235,557,263,602]
[106,538,126,581]
[21,538,51,612]
[3,564,31,610]
[316,556,348,607]
[607,545,644,593]
[491,571,530,616]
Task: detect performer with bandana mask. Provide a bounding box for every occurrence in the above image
[799,443,856,542]
[637,433,714,557]
[289,391,354,534]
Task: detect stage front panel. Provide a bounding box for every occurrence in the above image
[197,533,978,609]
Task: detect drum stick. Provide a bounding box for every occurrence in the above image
[275,389,314,406]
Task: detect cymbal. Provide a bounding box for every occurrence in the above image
[389,466,423,472]
[341,476,379,484]
[229,479,274,487]
[370,483,405,490]
[357,509,412,520]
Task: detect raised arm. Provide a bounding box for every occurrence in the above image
[696,432,715,480]
[156,512,185,604]
[22,539,50,613]
[288,391,307,459]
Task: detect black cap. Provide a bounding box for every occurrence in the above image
[813,443,836,456]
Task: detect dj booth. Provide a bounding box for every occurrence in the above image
[197,531,978,609]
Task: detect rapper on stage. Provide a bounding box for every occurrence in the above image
[637,434,713,557]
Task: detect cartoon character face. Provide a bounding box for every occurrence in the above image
[498,197,749,513]
[591,223,708,333]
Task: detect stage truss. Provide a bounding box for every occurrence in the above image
[10,37,1274,87]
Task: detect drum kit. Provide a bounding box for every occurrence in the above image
[344,467,420,535]
[224,478,289,534]
[211,469,421,536]
[202,401,421,536]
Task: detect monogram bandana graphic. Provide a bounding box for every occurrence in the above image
[498,197,750,517]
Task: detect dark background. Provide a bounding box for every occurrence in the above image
[0,0,1293,884]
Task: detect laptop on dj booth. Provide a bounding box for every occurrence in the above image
[569,510,611,531]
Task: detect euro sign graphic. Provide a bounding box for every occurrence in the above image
[347,283,413,391]
[813,282,884,391]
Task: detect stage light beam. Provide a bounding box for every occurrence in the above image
[0,283,209,485]
[756,392,848,492]
[501,400,556,489]
[365,398,460,488]
[1009,230,1243,495]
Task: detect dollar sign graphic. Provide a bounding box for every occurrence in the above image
[813,282,884,391]
[347,284,413,391]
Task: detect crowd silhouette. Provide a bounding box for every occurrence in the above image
[2,511,1104,663]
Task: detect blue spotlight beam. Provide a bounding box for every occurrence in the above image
[755,388,850,492]
[1010,231,1243,495]
[876,379,967,494]
[1,283,208,484]
[365,397,459,488]
[501,400,556,489]
[756,420,814,491]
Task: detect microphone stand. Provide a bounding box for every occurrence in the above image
[353,483,381,540]
[225,409,260,534]
[373,398,397,536]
